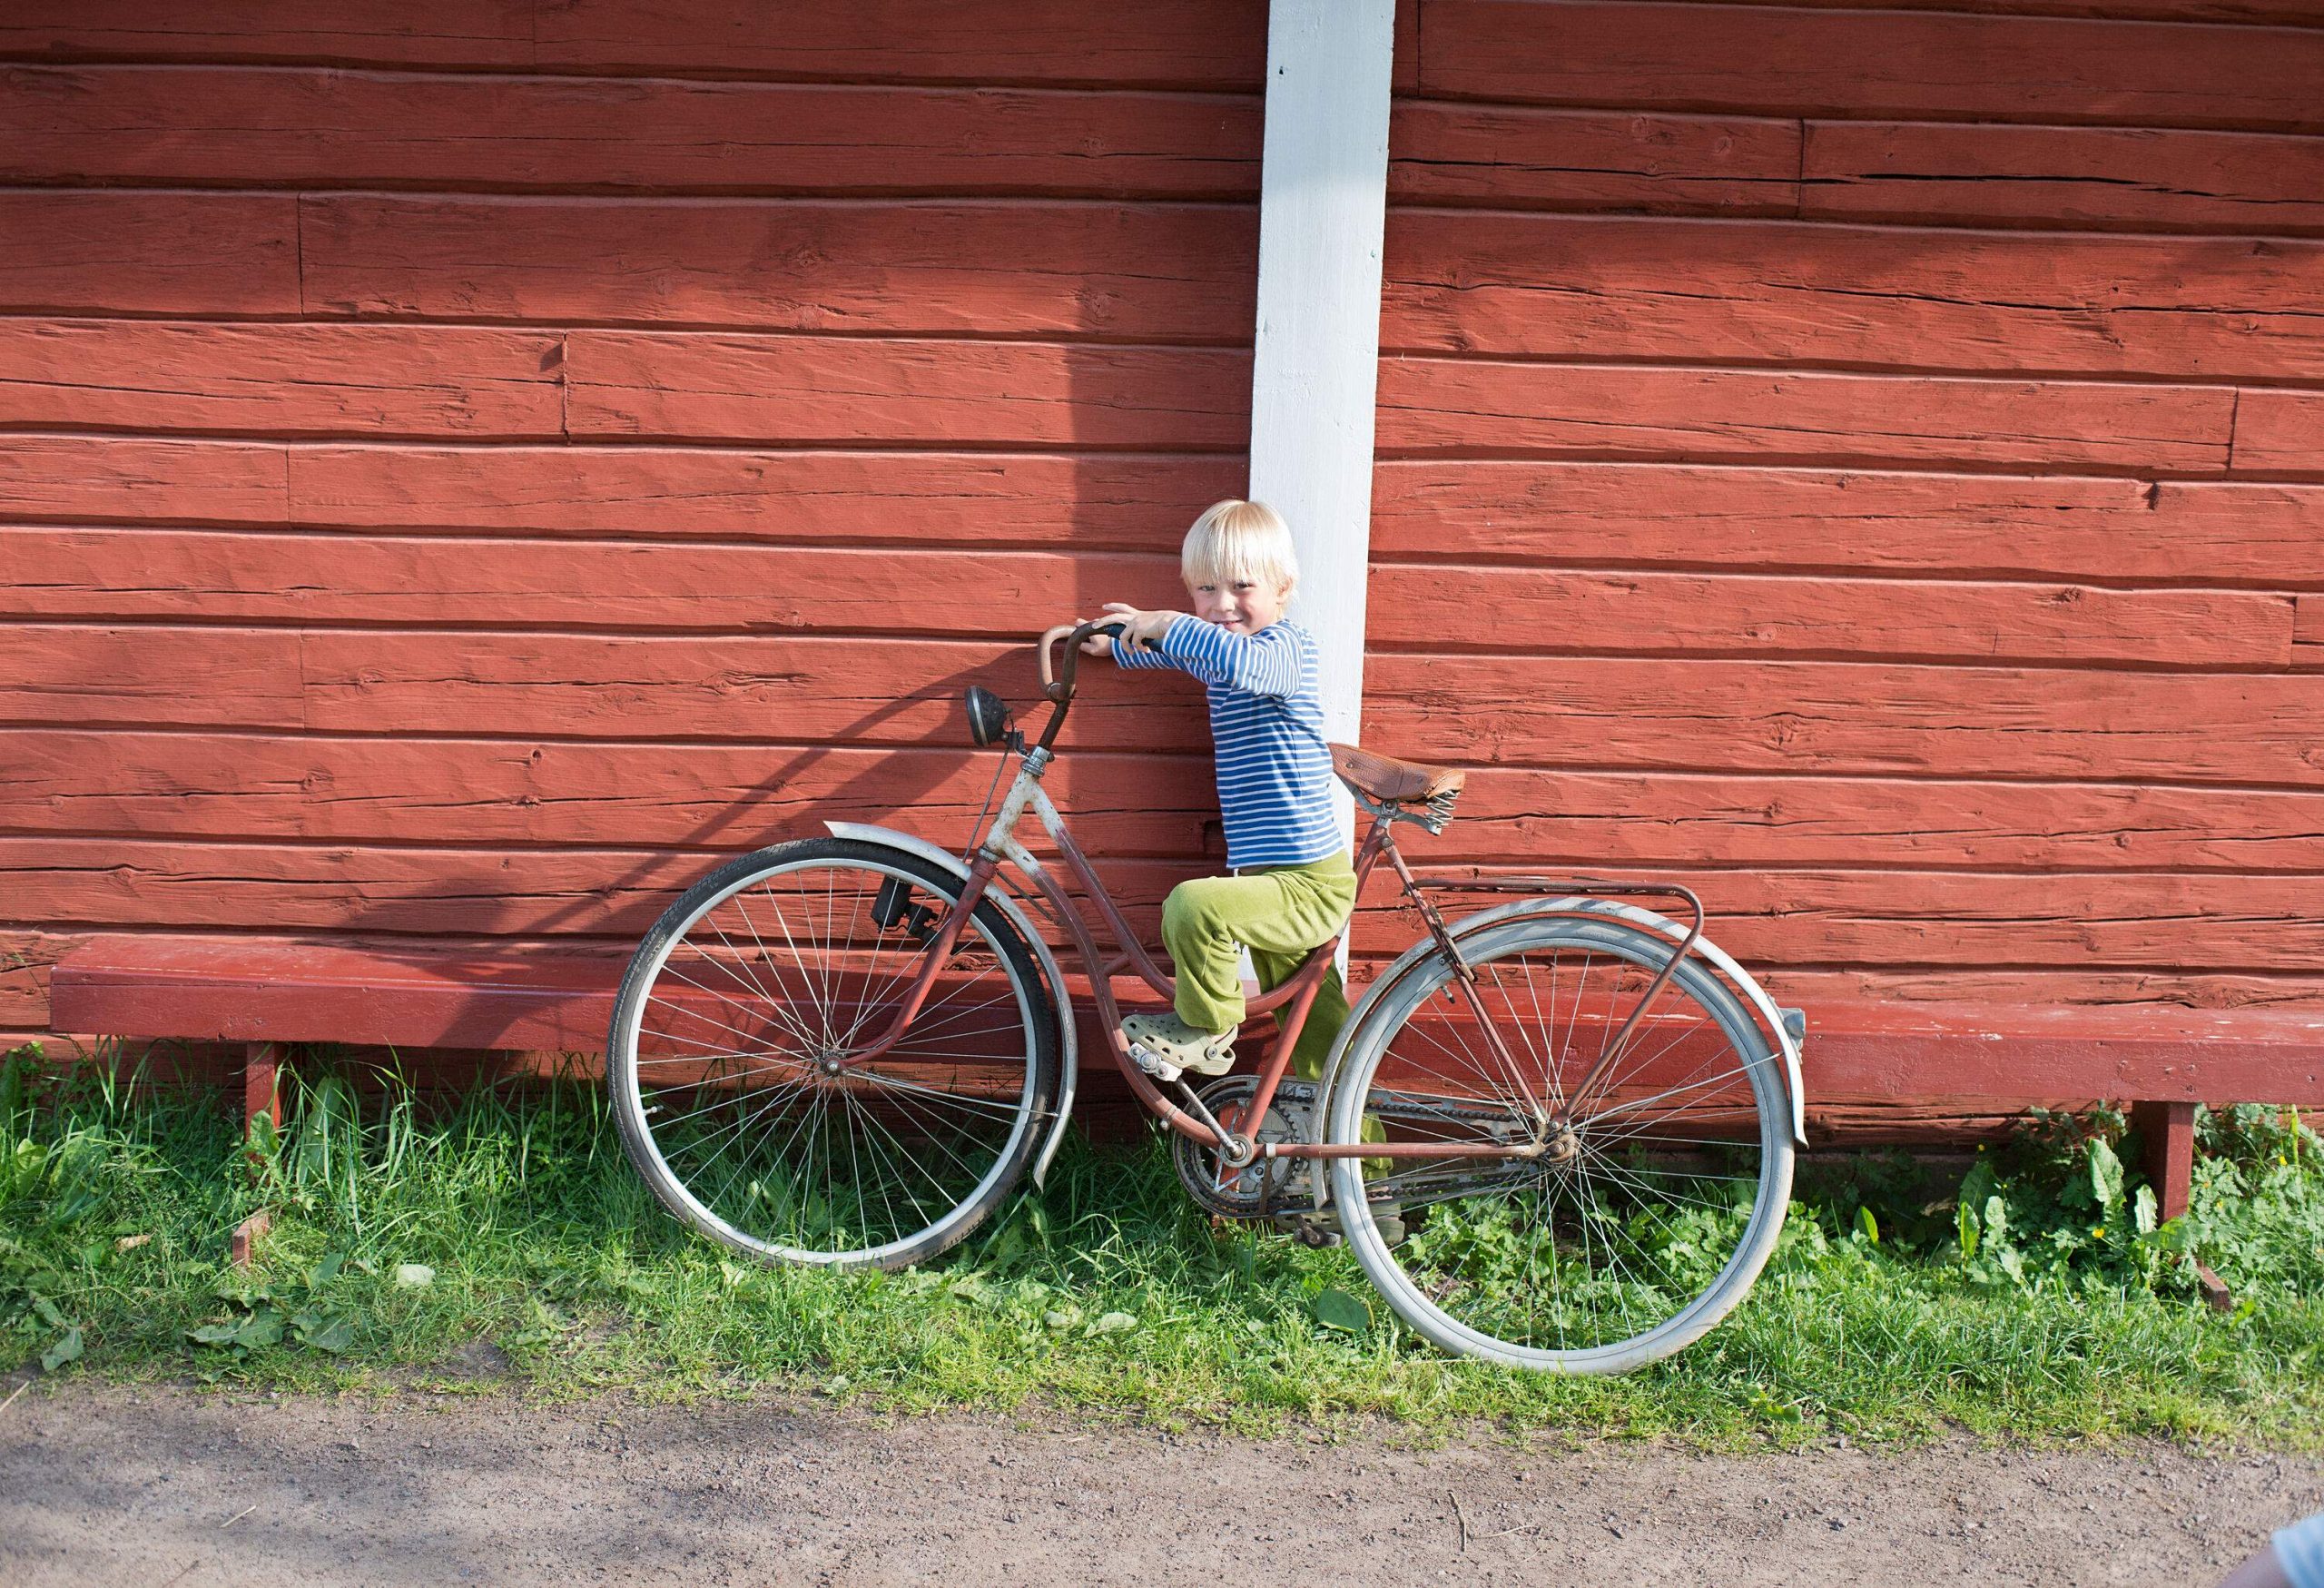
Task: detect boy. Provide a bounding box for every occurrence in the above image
[1080,498,1354,1088]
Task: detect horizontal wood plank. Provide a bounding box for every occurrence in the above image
[1382,212,2324,382]
[0,2,535,67]
[1374,358,2236,471]
[2234,389,2324,473]
[287,445,1242,544]
[1387,101,1800,214]
[15,838,2324,968]
[0,192,297,315]
[0,66,1261,198]
[1368,561,2290,666]
[1417,1,2324,130]
[294,630,1215,749]
[18,728,2324,875]
[1802,120,2324,233]
[0,732,1215,855]
[300,195,1256,339]
[0,321,566,438]
[1373,463,2324,585]
[0,436,289,526]
[563,332,1249,448]
[1,626,302,728]
[1364,653,2324,785]
[0,528,1187,636]
[532,0,1265,84]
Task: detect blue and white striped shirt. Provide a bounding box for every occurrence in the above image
[1115,616,1344,870]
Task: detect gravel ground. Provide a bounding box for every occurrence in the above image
[4,1380,2319,1586]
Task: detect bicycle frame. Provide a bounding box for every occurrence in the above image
[838,744,1555,1169]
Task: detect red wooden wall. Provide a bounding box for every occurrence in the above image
[1362,0,2324,1046]
[0,1,1264,1050]
[5,0,2323,1112]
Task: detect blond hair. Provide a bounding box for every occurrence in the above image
[1180,498,1297,596]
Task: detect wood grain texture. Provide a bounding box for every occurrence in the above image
[1416,1,2324,130]
[0,528,1186,636]
[1368,561,2291,666]
[0,436,290,526]
[1,626,302,728]
[0,66,1261,198]
[0,192,296,315]
[0,1,535,67]
[1381,212,2324,382]
[532,0,1265,84]
[1388,101,1800,213]
[1682,0,2324,25]
[1364,654,2324,785]
[300,195,1257,339]
[1372,462,2324,585]
[1802,121,2324,233]
[293,630,1215,749]
[562,332,1249,448]
[287,445,1242,545]
[2233,389,2324,473]
[1374,357,2236,471]
[15,838,2324,968]
[0,732,1215,855]
[16,728,2324,876]
[0,321,566,438]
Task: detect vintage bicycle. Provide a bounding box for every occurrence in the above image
[607,617,1807,1374]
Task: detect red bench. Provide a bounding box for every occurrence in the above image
[51,939,2324,1234]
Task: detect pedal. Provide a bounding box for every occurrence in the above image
[1128,1041,1185,1085]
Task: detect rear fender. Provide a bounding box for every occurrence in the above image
[823,822,1080,1187]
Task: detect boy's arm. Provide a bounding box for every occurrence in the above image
[1152,616,1302,697]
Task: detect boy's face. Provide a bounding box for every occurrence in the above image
[1188,573,1290,636]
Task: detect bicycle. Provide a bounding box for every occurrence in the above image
[607,617,1808,1373]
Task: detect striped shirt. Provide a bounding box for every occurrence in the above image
[1114,616,1344,870]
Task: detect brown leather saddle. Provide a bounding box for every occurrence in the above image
[1329,743,1466,830]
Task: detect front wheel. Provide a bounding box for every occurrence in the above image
[1324,914,1793,1374]
[607,837,1059,1270]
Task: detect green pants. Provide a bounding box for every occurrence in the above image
[1162,852,1356,1080]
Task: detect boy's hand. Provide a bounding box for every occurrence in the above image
[1084,602,1178,655]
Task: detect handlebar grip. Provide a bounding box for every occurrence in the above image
[1039,617,1129,703]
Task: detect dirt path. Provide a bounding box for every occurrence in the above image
[3,1382,2316,1586]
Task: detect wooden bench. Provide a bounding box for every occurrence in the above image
[50,939,2324,1235]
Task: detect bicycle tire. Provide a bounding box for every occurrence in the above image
[607,837,1059,1271]
[1323,913,1792,1374]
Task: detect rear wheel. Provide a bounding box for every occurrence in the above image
[1324,914,1791,1373]
[607,838,1059,1270]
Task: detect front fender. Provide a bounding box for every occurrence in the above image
[1321,895,1807,1149]
[823,822,1080,1188]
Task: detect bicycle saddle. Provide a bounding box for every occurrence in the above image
[1328,743,1466,806]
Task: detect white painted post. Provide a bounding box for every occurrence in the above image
[1246,0,1395,997]
[1248,0,1396,766]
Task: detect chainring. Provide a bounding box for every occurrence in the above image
[1170,1076,1319,1219]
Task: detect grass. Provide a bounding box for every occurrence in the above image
[5,1045,2321,1446]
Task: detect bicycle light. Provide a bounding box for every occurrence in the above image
[962,686,1012,747]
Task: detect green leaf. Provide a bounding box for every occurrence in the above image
[2132,1184,2159,1238]
[2088,1139,2125,1209]
[1855,1206,1880,1247]
[1956,1199,1979,1259]
[291,1310,355,1354]
[40,1326,82,1371]
[1982,1195,2009,1249]
[393,1263,435,1289]
[189,1321,244,1346]
[308,1251,345,1289]
[234,1308,284,1350]
[1312,1288,1372,1334]
[1088,1310,1138,1336]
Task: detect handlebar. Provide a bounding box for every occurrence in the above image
[1037,617,1129,704]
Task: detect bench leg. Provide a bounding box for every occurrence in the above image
[2131,1099,2195,1222]
[243,1041,282,1135]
